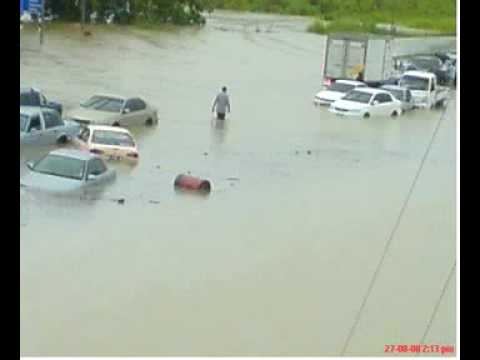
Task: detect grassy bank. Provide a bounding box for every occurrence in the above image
[211,0,456,35]
[307,13,456,35]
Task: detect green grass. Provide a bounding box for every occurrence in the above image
[307,13,456,35]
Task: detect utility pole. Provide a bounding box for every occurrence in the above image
[39,0,45,45]
[81,0,86,31]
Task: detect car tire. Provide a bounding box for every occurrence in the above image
[145,118,153,127]
[57,135,68,144]
[112,122,120,127]
[363,112,370,119]
[391,110,399,118]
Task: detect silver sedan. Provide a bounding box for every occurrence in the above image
[21,149,116,195]
[66,94,158,127]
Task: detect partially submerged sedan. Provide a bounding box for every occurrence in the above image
[314,80,366,106]
[66,94,158,127]
[74,125,139,164]
[380,85,415,112]
[20,106,81,146]
[329,88,403,118]
[21,149,116,195]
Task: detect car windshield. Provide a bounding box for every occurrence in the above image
[92,130,135,147]
[399,76,430,91]
[20,114,29,132]
[327,83,356,93]
[33,154,86,181]
[81,96,124,113]
[343,91,372,104]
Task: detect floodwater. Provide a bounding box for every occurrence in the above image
[20,11,457,356]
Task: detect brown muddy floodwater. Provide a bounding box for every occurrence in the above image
[20,11,457,356]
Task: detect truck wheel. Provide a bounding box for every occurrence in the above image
[363,112,370,119]
[391,110,399,118]
[145,118,153,127]
[112,122,120,127]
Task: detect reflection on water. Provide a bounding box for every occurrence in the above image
[211,117,228,144]
[20,11,456,356]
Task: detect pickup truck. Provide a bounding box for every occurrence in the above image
[20,106,80,146]
[20,87,63,116]
[398,71,450,109]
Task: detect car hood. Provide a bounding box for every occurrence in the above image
[66,107,120,125]
[332,99,368,111]
[20,171,83,193]
[315,90,346,101]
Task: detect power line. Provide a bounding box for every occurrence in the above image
[340,95,453,355]
[417,261,456,353]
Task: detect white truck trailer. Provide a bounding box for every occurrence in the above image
[321,33,456,85]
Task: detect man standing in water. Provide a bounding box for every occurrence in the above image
[212,87,231,120]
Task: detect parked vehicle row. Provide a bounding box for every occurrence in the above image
[314,69,450,118]
[20,91,158,195]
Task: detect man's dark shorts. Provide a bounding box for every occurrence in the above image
[217,113,226,120]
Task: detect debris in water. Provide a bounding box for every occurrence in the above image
[174,174,211,193]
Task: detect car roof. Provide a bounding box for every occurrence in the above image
[335,80,365,86]
[20,106,57,116]
[352,87,389,95]
[381,85,408,91]
[48,148,99,161]
[402,70,436,79]
[88,125,132,134]
[20,87,39,93]
[88,94,129,101]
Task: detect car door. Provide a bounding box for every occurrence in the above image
[381,93,396,115]
[75,127,91,151]
[24,113,44,144]
[121,98,148,126]
[42,110,64,144]
[370,94,384,115]
[85,158,110,188]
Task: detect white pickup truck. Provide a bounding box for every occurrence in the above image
[398,71,450,109]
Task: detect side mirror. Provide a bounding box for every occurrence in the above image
[26,161,34,170]
[122,108,131,114]
[373,100,379,106]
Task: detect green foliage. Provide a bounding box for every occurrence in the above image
[44,0,456,32]
[46,0,209,25]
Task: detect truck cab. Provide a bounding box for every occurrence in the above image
[398,71,449,109]
[20,87,63,116]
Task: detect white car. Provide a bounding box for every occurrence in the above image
[329,88,403,118]
[66,94,158,127]
[314,80,366,106]
[74,125,139,165]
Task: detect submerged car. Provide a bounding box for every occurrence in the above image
[20,107,81,146]
[329,88,403,118]
[380,85,415,112]
[20,87,63,115]
[66,94,158,127]
[314,80,366,106]
[20,149,116,194]
[74,125,139,164]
